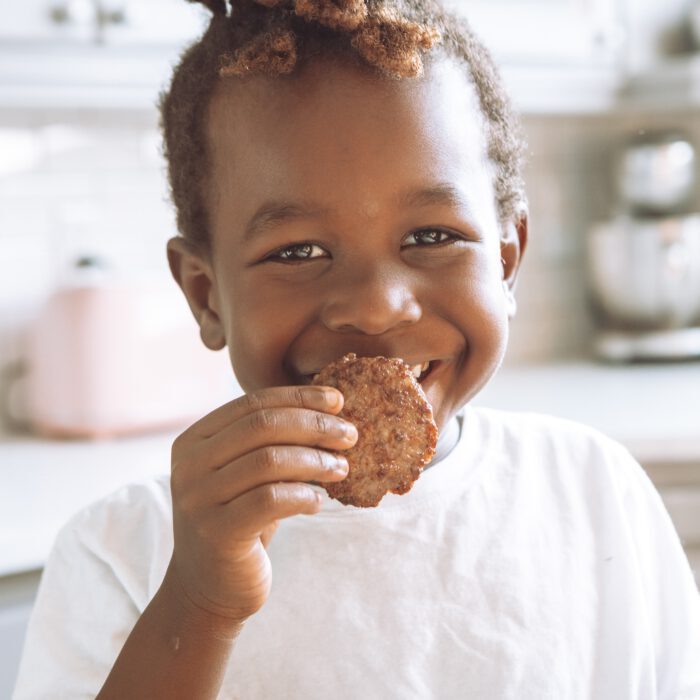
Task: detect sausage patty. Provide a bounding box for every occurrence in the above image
[312,353,438,507]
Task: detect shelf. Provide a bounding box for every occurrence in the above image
[2,37,700,116]
[0,52,626,116]
[504,55,700,115]
[0,40,185,113]
[617,55,700,112]
[502,62,624,115]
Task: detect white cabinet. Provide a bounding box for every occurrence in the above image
[436,0,628,114]
[104,1,209,46]
[442,0,625,67]
[0,3,71,41]
[0,0,208,45]
[0,0,210,111]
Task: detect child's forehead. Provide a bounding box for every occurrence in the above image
[204,56,495,233]
[207,56,486,158]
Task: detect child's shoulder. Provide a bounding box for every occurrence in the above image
[66,473,172,534]
[52,474,173,601]
[466,405,638,482]
[463,406,655,520]
[469,404,627,452]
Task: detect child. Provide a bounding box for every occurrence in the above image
[14,0,700,697]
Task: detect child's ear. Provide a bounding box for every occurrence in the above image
[500,206,528,287]
[166,237,227,351]
[500,207,528,318]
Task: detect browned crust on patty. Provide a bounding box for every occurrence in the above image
[311,353,438,507]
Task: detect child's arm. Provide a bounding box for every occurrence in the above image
[96,560,243,699]
[96,385,355,699]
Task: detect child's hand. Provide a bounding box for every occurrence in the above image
[165,385,357,627]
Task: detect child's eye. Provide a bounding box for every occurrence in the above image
[403,229,458,247]
[266,243,329,262]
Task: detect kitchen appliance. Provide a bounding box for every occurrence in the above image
[586,132,700,362]
[7,256,237,438]
[689,0,700,50]
[616,132,696,215]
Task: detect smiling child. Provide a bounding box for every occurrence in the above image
[13,0,700,698]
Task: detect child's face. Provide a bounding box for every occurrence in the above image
[168,56,526,433]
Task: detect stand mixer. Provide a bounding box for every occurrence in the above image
[586,131,700,362]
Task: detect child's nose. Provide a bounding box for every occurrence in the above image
[320,263,422,335]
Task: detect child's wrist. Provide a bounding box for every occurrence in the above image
[159,560,247,642]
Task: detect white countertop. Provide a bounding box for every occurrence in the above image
[0,430,175,577]
[475,361,700,464]
[2,360,699,577]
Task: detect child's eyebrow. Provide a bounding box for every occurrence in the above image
[242,182,468,242]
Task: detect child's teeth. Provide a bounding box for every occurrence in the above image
[410,361,430,378]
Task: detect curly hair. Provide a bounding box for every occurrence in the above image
[159,0,527,252]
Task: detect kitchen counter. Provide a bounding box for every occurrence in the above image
[1,360,699,578]
[475,360,700,466]
[0,429,176,577]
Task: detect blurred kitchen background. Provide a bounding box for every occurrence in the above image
[2,0,700,694]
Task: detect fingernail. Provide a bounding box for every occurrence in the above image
[343,422,358,443]
[324,389,342,409]
[332,456,349,476]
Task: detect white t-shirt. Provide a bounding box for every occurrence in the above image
[13,407,700,699]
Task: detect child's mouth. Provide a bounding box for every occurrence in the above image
[307,359,436,385]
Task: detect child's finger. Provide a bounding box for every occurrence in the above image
[175,407,358,474]
[222,482,322,536]
[185,385,344,440]
[207,446,348,505]
[260,522,278,549]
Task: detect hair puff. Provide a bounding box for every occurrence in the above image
[351,9,440,78]
[219,28,297,76]
[295,0,368,32]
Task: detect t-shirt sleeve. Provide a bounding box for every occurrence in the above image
[12,513,142,699]
[612,443,700,700]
